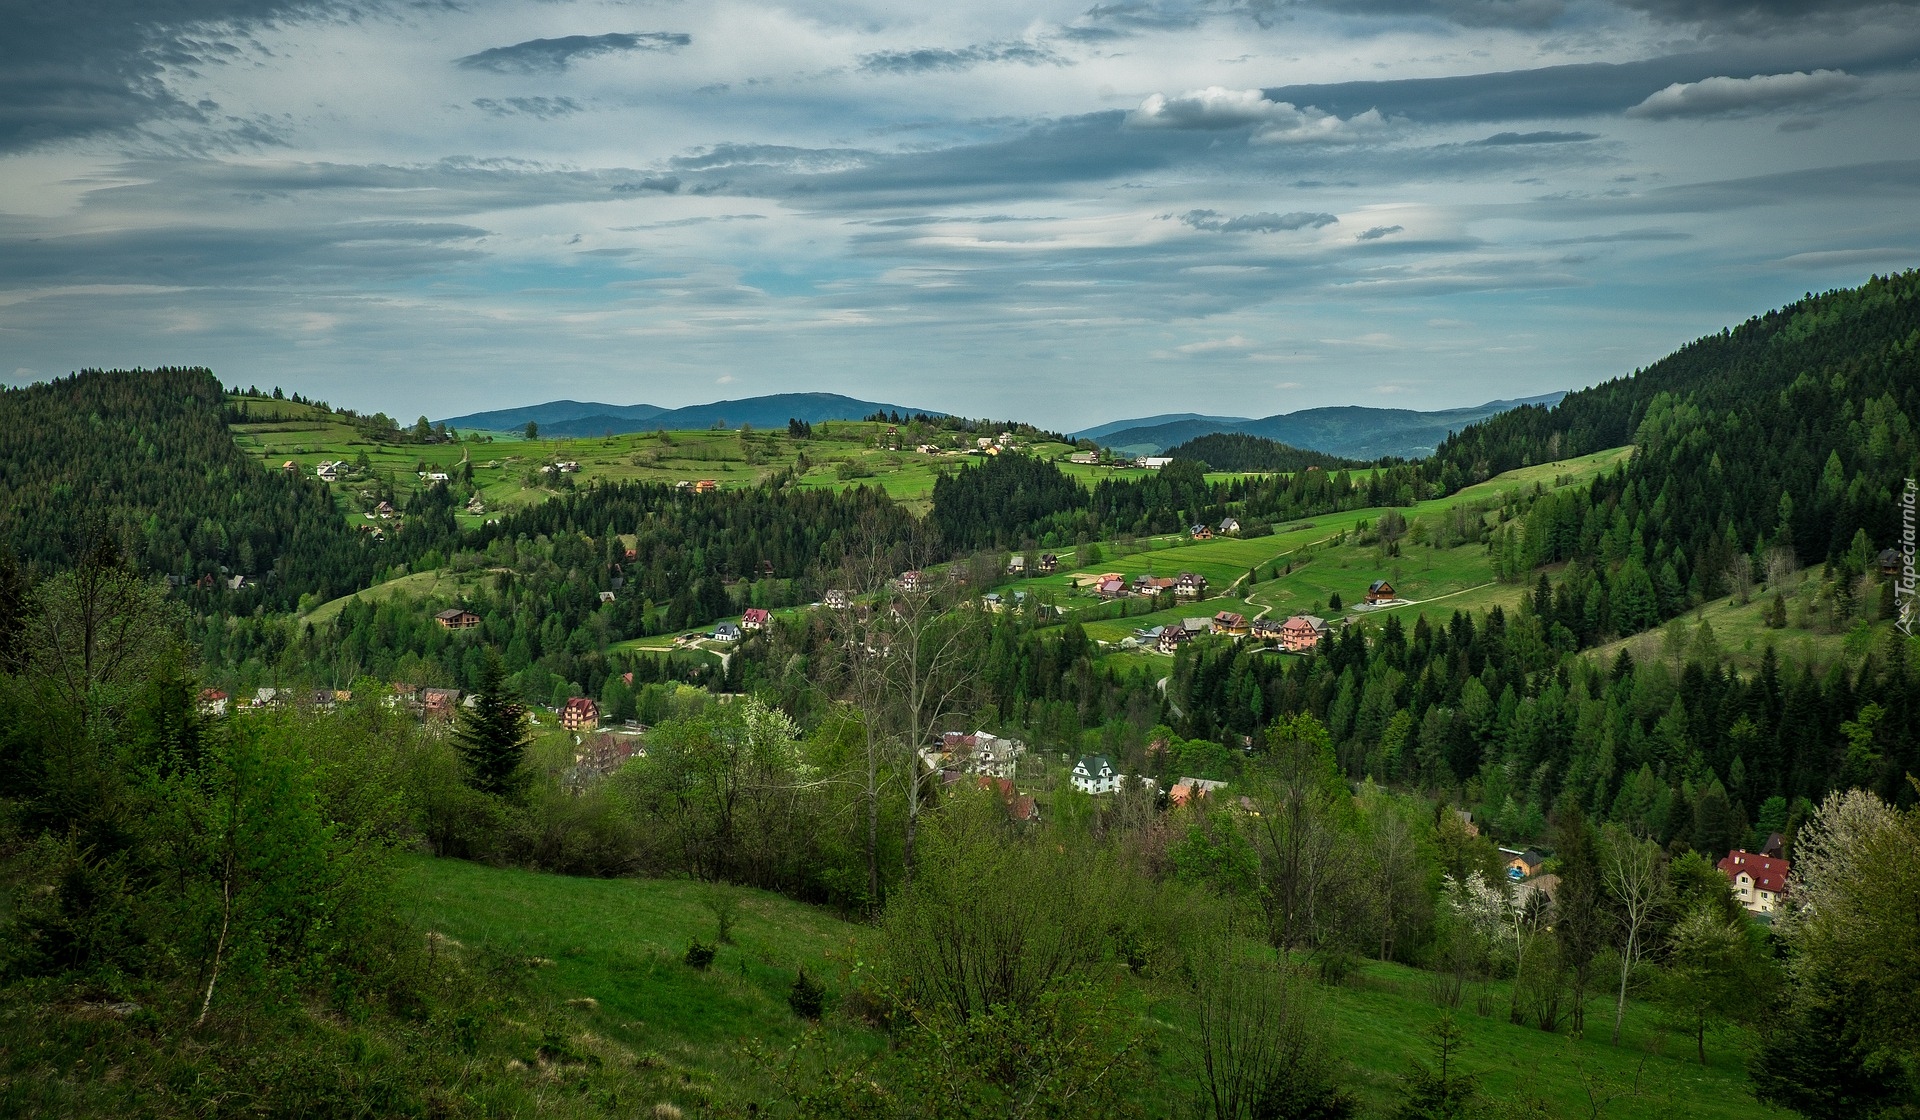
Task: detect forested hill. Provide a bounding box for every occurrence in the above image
[1165,431,1358,473]
[0,368,372,606]
[1428,272,1920,571]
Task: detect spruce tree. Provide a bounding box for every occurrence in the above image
[456,652,530,797]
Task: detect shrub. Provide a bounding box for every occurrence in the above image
[684,941,716,970]
[788,967,825,1019]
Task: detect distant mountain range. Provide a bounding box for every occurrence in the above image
[1072,393,1568,460]
[439,392,940,437]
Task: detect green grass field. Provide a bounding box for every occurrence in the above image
[1587,571,1907,675]
[397,853,1784,1119]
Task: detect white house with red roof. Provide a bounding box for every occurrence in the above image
[1718,849,1790,915]
[741,607,771,631]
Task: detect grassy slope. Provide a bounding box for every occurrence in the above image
[399,853,1784,1119]
[1586,571,1901,675]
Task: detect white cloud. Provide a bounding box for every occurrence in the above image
[1175,334,1254,353]
[1128,87,1391,143]
[1626,70,1861,120]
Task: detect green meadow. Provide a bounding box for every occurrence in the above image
[396,852,1785,1119]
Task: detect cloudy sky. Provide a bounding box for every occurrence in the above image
[1,0,1917,429]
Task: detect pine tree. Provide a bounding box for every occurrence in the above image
[456,652,530,797]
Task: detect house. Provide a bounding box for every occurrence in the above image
[1211,611,1248,636]
[1174,572,1208,599]
[1170,776,1228,808]
[1039,554,1058,573]
[977,437,993,449]
[1071,754,1120,795]
[1250,619,1284,642]
[1453,809,1480,838]
[316,460,345,482]
[1719,850,1791,915]
[1218,517,1241,535]
[1096,576,1128,599]
[374,501,396,518]
[1189,524,1214,541]
[1760,832,1785,859]
[422,688,462,719]
[713,622,742,642]
[1280,614,1329,653]
[824,589,851,610]
[976,776,1039,822]
[981,592,1003,611]
[197,689,229,716]
[899,570,924,593]
[741,607,771,631]
[1007,555,1026,575]
[250,687,280,708]
[556,461,580,473]
[425,472,451,483]
[571,733,641,783]
[561,696,600,732]
[969,732,1024,780]
[281,460,298,473]
[694,479,718,493]
[386,682,419,711]
[227,575,248,591]
[598,590,616,603]
[1136,456,1172,470]
[435,608,481,630]
[1182,617,1211,638]
[1068,451,1098,465]
[1880,548,1901,576]
[1503,848,1546,881]
[310,689,338,710]
[1366,579,1398,605]
[1516,873,1560,907]
[1133,574,1176,597]
[1157,627,1190,654]
[467,497,486,515]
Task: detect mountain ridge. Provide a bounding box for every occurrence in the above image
[440,392,941,436]
[1077,392,1568,460]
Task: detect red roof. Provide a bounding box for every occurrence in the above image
[1719,850,1790,895]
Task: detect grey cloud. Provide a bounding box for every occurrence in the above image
[1625,70,1861,119]
[1472,130,1599,144]
[613,176,681,193]
[858,41,1064,74]
[1181,209,1339,232]
[455,32,691,74]
[1615,0,1919,25]
[1357,225,1403,239]
[0,0,357,153]
[0,220,486,288]
[1518,159,1920,220]
[1288,0,1567,29]
[471,96,584,119]
[1257,42,1915,124]
[1542,228,1690,244]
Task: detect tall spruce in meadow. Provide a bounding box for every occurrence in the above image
[1551,798,1605,1038]
[456,652,530,797]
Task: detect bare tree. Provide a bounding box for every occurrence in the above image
[834,533,983,890]
[1763,545,1799,592]
[1600,825,1668,1044]
[1189,924,1340,1120]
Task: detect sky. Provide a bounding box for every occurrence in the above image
[1,0,1917,431]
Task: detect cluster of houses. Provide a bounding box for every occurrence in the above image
[1088,570,1210,602]
[1189,518,1241,540]
[1126,611,1332,655]
[539,461,582,475]
[923,730,1029,786]
[1496,837,1793,919]
[1068,754,1230,809]
[315,460,349,482]
[673,479,719,492]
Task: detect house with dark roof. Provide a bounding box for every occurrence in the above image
[1175,572,1208,599]
[1719,849,1791,915]
[435,608,481,630]
[713,622,742,642]
[1070,754,1120,795]
[1504,848,1546,880]
[1366,579,1398,604]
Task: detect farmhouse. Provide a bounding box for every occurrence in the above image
[713,622,742,642]
[1174,572,1208,599]
[1211,611,1248,636]
[1503,848,1546,881]
[1070,754,1120,795]
[1096,576,1128,600]
[1280,614,1329,653]
[598,590,616,603]
[197,689,229,716]
[1718,850,1791,915]
[1880,547,1901,576]
[1039,554,1058,573]
[422,688,461,720]
[1068,451,1098,464]
[1366,579,1398,605]
[435,608,481,630]
[561,696,600,732]
[1136,456,1173,470]
[976,776,1039,823]
[1157,627,1190,654]
[899,570,923,592]
[1218,517,1241,535]
[1007,555,1026,575]
[1133,574,1176,597]
[1189,524,1214,540]
[741,607,771,631]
